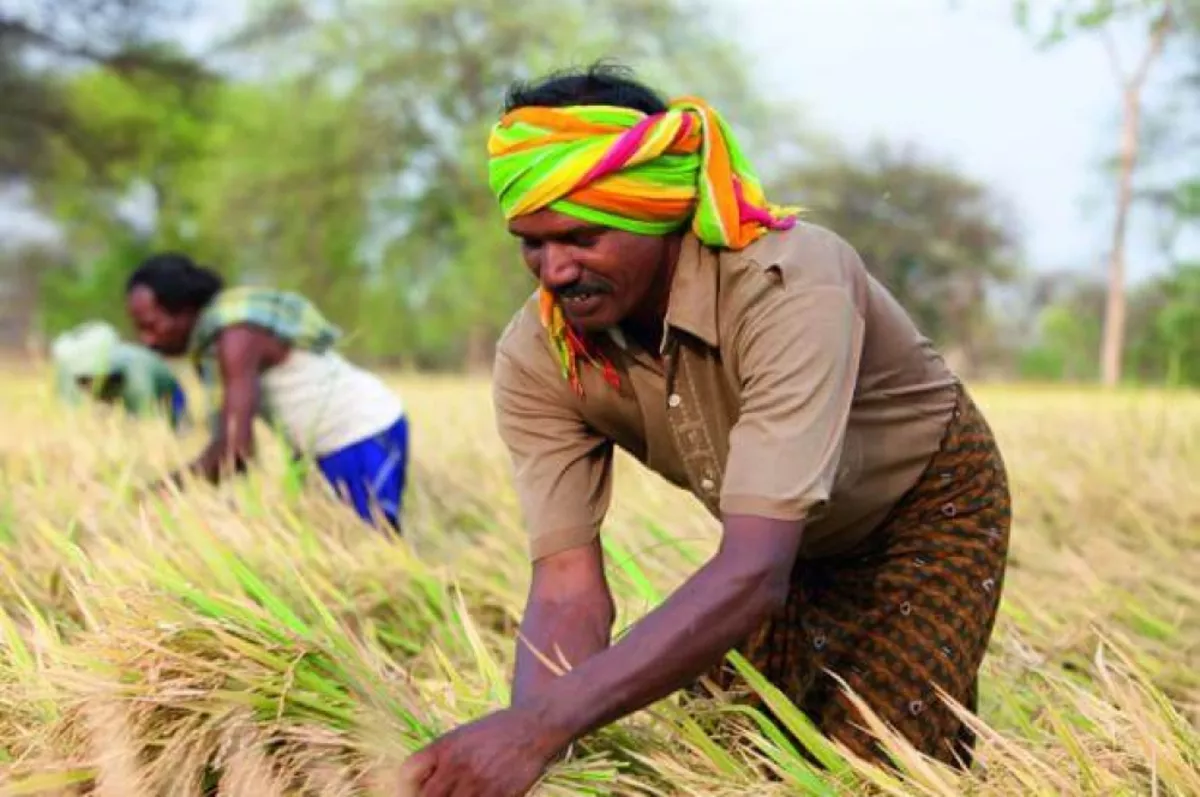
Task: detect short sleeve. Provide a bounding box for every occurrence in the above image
[492,346,614,561]
[719,258,866,522]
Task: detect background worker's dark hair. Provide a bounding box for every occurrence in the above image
[503,60,668,116]
[125,253,225,313]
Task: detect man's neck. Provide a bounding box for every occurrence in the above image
[623,235,682,356]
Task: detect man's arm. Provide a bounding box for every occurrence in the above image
[489,339,618,703]
[165,325,273,487]
[521,515,802,753]
[510,539,615,708]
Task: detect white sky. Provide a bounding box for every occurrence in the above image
[3,0,1192,283]
[729,0,1192,280]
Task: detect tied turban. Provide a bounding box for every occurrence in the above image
[486,96,798,396]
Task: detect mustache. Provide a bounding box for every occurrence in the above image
[554,280,611,299]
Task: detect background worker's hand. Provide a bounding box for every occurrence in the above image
[130,476,176,507]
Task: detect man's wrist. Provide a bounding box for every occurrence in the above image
[519,688,582,762]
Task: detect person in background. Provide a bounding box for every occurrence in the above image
[51,320,190,431]
[124,253,410,531]
[401,63,1012,796]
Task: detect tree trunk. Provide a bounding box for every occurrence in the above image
[1101,87,1139,388]
[1097,4,1174,388]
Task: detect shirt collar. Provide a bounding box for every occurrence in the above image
[602,233,723,355]
[662,233,721,352]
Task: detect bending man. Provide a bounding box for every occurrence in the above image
[125,254,410,531]
[404,63,1012,795]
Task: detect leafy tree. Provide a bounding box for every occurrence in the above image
[0,0,203,180]
[1125,263,1200,385]
[1012,0,1181,386]
[770,140,1021,376]
[203,0,805,368]
[30,58,220,252]
[1019,264,1200,386]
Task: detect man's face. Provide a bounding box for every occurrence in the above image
[509,210,673,333]
[125,285,196,356]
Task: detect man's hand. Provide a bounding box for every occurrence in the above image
[510,515,804,756]
[130,473,182,505]
[398,707,563,797]
[400,515,803,797]
[395,541,611,797]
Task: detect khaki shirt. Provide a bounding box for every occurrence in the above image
[493,221,960,562]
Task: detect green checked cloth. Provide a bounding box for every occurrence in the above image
[188,288,344,438]
[188,286,343,383]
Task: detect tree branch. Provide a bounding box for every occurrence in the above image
[0,17,116,67]
[1100,23,1127,88]
[0,12,201,79]
[1130,2,1175,91]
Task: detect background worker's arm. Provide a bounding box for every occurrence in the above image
[183,326,262,484]
[161,324,285,488]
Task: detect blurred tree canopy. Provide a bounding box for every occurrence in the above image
[1007,0,1199,385]
[0,0,1196,385]
[772,141,1021,377]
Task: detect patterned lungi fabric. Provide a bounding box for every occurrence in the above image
[700,383,1011,768]
[167,382,189,432]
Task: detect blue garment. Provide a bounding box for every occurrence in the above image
[316,416,408,532]
[168,383,189,431]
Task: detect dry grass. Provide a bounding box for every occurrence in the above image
[0,370,1196,796]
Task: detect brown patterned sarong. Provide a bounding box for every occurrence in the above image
[700,383,1011,769]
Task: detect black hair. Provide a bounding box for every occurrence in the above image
[503,60,668,115]
[125,252,224,313]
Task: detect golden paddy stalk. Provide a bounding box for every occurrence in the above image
[0,370,1196,796]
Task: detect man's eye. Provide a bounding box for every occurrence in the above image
[570,234,599,249]
[519,237,543,250]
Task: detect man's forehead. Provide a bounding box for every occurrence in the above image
[507,211,607,238]
[127,284,160,309]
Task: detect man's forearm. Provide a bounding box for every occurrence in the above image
[511,595,613,708]
[528,557,784,751]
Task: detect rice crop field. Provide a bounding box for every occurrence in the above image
[0,365,1196,796]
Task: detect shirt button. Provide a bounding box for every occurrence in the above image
[667,393,682,408]
[700,478,715,492]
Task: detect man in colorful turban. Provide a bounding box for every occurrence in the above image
[403,63,1011,796]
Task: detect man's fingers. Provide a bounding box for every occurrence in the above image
[396,748,438,796]
[419,762,461,797]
